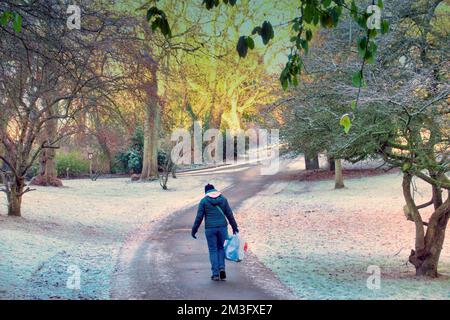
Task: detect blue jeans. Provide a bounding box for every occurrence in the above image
[205,226,228,276]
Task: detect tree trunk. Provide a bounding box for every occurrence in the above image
[141,115,152,178]
[97,139,113,174]
[92,118,113,174]
[0,155,3,185]
[222,94,241,131]
[413,216,448,277]
[403,173,449,277]
[0,144,3,184]
[141,105,158,180]
[410,202,449,277]
[151,99,160,176]
[328,156,335,171]
[305,154,320,170]
[7,176,25,217]
[105,149,113,174]
[30,146,62,187]
[30,105,62,187]
[0,113,8,184]
[334,159,345,189]
[140,59,159,181]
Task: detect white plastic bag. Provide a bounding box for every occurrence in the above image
[224,233,247,262]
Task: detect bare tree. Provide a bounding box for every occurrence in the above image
[0,1,138,215]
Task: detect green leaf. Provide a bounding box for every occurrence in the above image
[260,21,274,45]
[312,12,320,25]
[350,1,358,18]
[356,13,368,29]
[246,36,255,49]
[320,12,334,28]
[364,41,377,63]
[300,38,309,54]
[364,51,375,64]
[402,163,411,172]
[352,70,363,87]
[281,79,288,91]
[151,18,160,32]
[350,100,357,110]
[305,29,312,41]
[12,12,21,33]
[357,36,367,58]
[203,0,219,10]
[380,20,389,34]
[377,0,384,9]
[146,7,160,21]
[280,67,289,91]
[146,7,171,38]
[159,17,171,38]
[236,36,248,58]
[329,7,342,26]
[252,26,262,35]
[340,114,352,134]
[0,11,12,26]
[303,4,315,24]
[322,0,332,7]
[369,41,378,52]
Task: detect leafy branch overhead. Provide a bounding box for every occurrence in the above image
[146,0,390,132]
[146,1,389,85]
[151,1,388,85]
[235,21,274,58]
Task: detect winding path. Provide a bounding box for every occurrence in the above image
[111,163,295,300]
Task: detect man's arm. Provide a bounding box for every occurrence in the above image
[224,198,239,234]
[191,200,205,238]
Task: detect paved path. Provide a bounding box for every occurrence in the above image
[111,163,294,300]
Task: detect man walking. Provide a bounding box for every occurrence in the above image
[191,184,239,281]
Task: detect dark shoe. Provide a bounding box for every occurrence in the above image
[219,269,226,281]
[211,275,220,281]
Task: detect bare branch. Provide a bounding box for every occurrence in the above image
[415,171,450,190]
[417,199,434,209]
[19,187,36,196]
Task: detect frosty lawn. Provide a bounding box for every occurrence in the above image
[238,171,450,300]
[1,164,449,300]
[0,175,232,299]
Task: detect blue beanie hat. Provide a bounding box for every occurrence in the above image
[205,183,215,194]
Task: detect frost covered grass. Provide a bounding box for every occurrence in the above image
[238,170,450,300]
[0,175,232,299]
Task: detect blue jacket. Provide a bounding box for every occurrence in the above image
[192,190,239,234]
